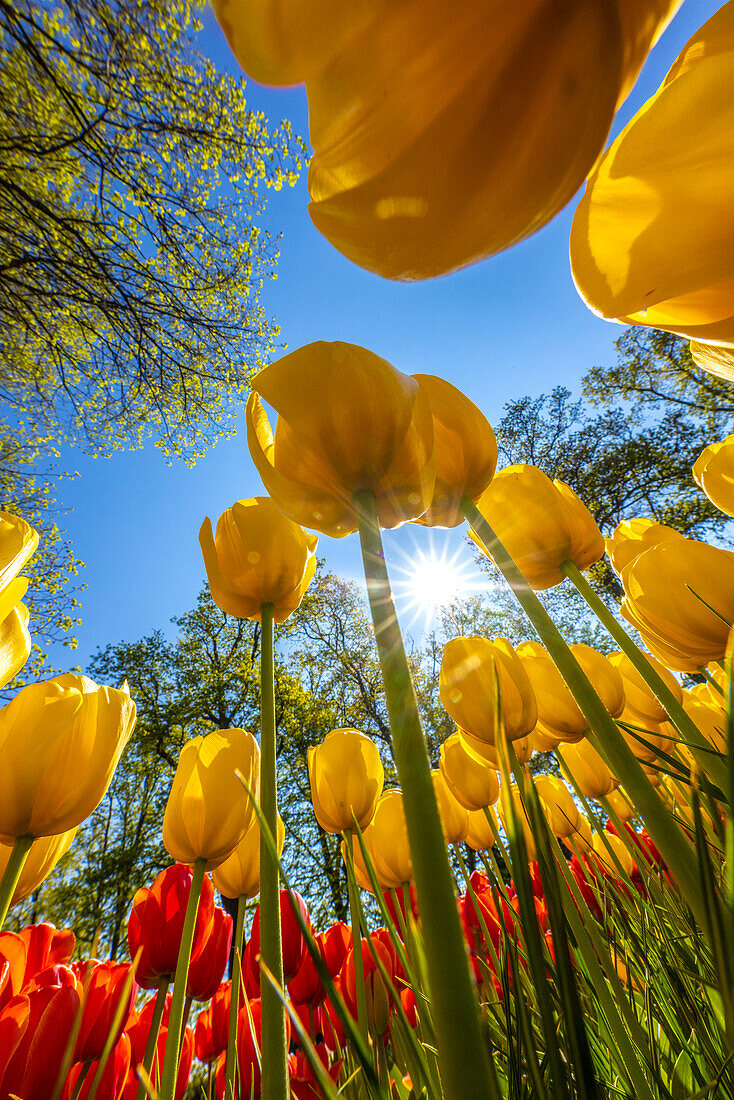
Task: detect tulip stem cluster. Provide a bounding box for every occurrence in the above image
[135,979,170,1100]
[354,489,495,1100]
[259,601,289,1100]
[159,856,206,1100]
[225,894,247,1100]
[343,829,370,1042]
[0,832,32,928]
[562,561,729,793]
[461,497,709,930]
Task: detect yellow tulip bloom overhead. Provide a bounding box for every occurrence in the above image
[619,538,734,672]
[308,727,384,833]
[163,727,261,870]
[462,731,533,768]
[534,776,580,839]
[410,375,497,527]
[0,828,77,907]
[562,739,618,799]
[214,0,680,280]
[608,650,681,726]
[440,636,537,744]
[470,466,604,589]
[0,674,136,840]
[431,769,469,845]
[571,3,734,347]
[439,732,499,812]
[693,435,734,518]
[0,510,39,593]
[361,788,413,890]
[0,598,31,690]
[518,641,625,744]
[464,807,498,853]
[213,814,285,900]
[605,518,684,576]
[199,497,318,623]
[690,341,734,382]
[246,341,435,536]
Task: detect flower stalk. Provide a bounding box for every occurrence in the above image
[0,833,32,928]
[135,979,170,1100]
[355,489,496,1100]
[225,895,247,1100]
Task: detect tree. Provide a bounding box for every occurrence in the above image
[0,0,302,663]
[496,327,734,596]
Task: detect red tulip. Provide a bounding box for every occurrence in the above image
[383,884,418,931]
[72,960,137,1064]
[0,970,81,1100]
[127,864,215,988]
[321,923,350,979]
[341,935,395,1036]
[194,981,231,1063]
[399,987,418,1028]
[19,924,75,984]
[63,1032,131,1100]
[186,906,232,1002]
[124,997,192,1100]
[288,933,325,1007]
[249,890,310,984]
[288,1042,342,1100]
[318,987,345,1051]
[0,994,30,1096]
[242,936,261,998]
[0,933,27,1009]
[461,885,516,952]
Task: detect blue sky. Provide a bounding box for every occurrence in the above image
[47,0,720,674]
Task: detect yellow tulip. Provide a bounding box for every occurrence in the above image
[308,727,384,833]
[693,435,734,519]
[215,0,680,280]
[607,650,681,725]
[440,636,537,744]
[470,466,603,589]
[518,641,625,744]
[199,497,317,624]
[591,833,635,878]
[534,776,580,839]
[619,537,734,672]
[411,375,497,527]
[605,518,684,577]
[0,511,39,593]
[462,732,533,768]
[212,814,285,900]
[361,789,413,889]
[690,341,734,383]
[163,728,261,870]
[571,3,734,347]
[0,674,136,840]
[439,732,499,812]
[605,789,636,824]
[562,739,618,799]
[464,807,498,853]
[431,769,469,844]
[569,814,593,854]
[0,828,76,907]
[681,693,727,756]
[498,784,536,862]
[0,598,31,690]
[617,709,674,764]
[246,341,435,536]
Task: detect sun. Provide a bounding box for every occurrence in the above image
[392,542,483,628]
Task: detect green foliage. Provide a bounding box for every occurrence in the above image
[0,0,302,664]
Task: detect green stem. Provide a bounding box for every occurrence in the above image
[135,978,170,1100]
[462,498,709,931]
[563,560,729,793]
[344,829,369,1042]
[259,602,288,1100]
[159,858,206,1100]
[354,490,497,1100]
[0,834,32,928]
[225,895,247,1100]
[69,1062,91,1100]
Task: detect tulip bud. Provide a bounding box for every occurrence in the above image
[0,829,76,908]
[288,932,326,1006]
[72,959,137,1063]
[0,674,136,840]
[199,497,318,624]
[0,598,31,690]
[431,769,469,844]
[64,1030,131,1100]
[360,789,413,890]
[464,807,498,852]
[194,981,231,1063]
[212,814,285,901]
[0,969,81,1100]
[322,922,351,978]
[163,727,260,870]
[308,728,384,833]
[246,341,435,536]
[186,905,233,1002]
[605,789,636,824]
[0,510,39,592]
[341,935,394,1037]
[681,692,727,756]
[605,518,684,576]
[608,650,681,726]
[18,923,75,984]
[619,537,734,672]
[470,466,603,589]
[462,731,533,767]
[411,375,497,527]
[498,784,537,862]
[518,641,625,744]
[591,833,636,879]
[534,776,580,839]
[562,739,618,799]
[250,889,310,983]
[439,732,499,811]
[440,636,537,745]
[693,435,734,519]
[571,4,734,348]
[127,864,216,989]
